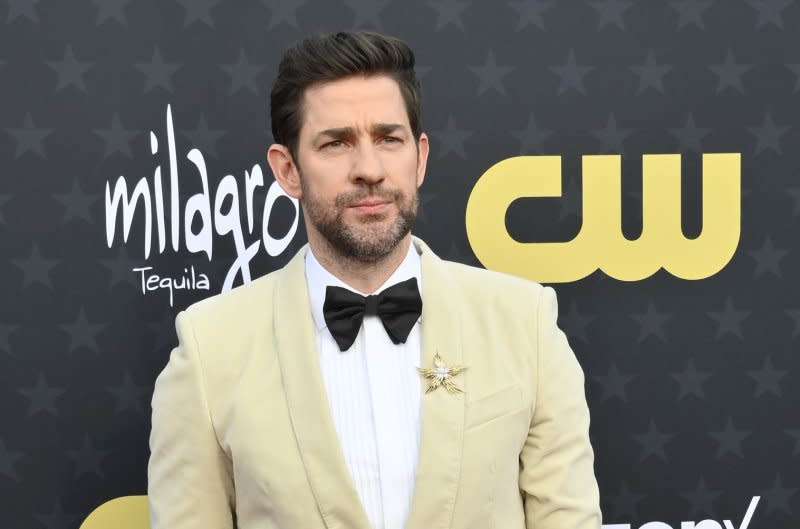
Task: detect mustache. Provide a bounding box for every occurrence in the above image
[335,186,403,207]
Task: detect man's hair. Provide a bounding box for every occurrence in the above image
[270,31,422,160]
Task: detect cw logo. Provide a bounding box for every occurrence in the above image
[465,154,740,283]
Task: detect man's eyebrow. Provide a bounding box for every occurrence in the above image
[313,127,356,142]
[372,123,405,135]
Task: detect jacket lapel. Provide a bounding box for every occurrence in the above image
[273,246,373,529]
[405,238,466,529]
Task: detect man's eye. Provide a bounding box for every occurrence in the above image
[382,136,402,144]
[322,140,344,149]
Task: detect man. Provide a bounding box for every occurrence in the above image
[148,31,601,529]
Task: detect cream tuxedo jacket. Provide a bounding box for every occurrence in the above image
[148,238,601,529]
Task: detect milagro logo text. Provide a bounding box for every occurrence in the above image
[104,105,300,305]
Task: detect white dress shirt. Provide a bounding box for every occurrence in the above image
[305,243,422,529]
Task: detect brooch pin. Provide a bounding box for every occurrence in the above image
[417,353,467,394]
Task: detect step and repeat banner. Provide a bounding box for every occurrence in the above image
[1,1,798,528]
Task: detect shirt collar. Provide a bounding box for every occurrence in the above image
[305,241,422,333]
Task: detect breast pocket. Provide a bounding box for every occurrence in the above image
[465,383,526,431]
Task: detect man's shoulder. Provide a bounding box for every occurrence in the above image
[436,257,545,296]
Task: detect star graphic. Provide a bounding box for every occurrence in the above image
[469,51,513,95]
[786,429,800,456]
[431,115,473,159]
[746,0,791,30]
[53,179,99,223]
[785,64,800,92]
[430,0,470,30]
[175,0,221,27]
[761,473,797,515]
[263,0,307,29]
[746,356,787,397]
[669,0,714,30]
[681,477,723,517]
[747,236,788,278]
[68,435,110,479]
[47,45,93,93]
[633,420,674,462]
[34,500,80,529]
[0,194,11,224]
[606,481,646,520]
[591,113,633,153]
[707,297,749,340]
[630,299,671,342]
[671,359,711,399]
[512,112,552,153]
[560,300,595,343]
[589,0,634,30]
[592,362,635,402]
[670,113,711,153]
[509,0,552,31]
[59,307,105,353]
[19,373,65,416]
[12,243,59,289]
[94,113,140,158]
[550,50,594,95]
[101,246,144,288]
[631,50,671,95]
[786,308,800,338]
[0,438,23,480]
[5,113,53,159]
[92,0,131,24]
[709,49,751,94]
[788,187,800,215]
[6,0,39,22]
[135,47,181,93]
[182,114,226,159]
[0,322,19,354]
[748,112,789,155]
[709,417,750,458]
[108,371,151,415]
[221,49,265,95]
[343,0,389,28]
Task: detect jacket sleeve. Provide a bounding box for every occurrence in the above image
[519,286,602,528]
[148,310,235,529]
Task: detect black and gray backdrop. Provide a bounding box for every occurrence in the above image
[1,0,798,528]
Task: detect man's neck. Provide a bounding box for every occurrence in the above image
[307,234,413,294]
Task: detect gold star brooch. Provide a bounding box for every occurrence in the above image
[417,353,467,394]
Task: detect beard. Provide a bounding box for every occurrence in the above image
[300,180,418,262]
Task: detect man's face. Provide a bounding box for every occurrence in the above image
[292,75,428,262]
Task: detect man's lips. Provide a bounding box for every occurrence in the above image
[348,198,392,213]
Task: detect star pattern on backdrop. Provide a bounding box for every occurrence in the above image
[0,438,23,480]
[92,0,131,25]
[6,0,39,23]
[606,481,647,520]
[630,50,672,95]
[182,114,226,158]
[592,113,633,153]
[671,359,712,400]
[263,0,307,29]
[681,477,723,518]
[53,179,100,223]
[785,63,800,92]
[59,308,106,354]
[511,112,551,153]
[746,356,787,398]
[34,500,80,529]
[93,113,140,158]
[135,47,181,93]
[592,362,635,402]
[509,0,552,31]
[709,417,750,458]
[669,0,714,29]
[68,435,110,479]
[560,300,595,343]
[19,373,65,416]
[431,115,473,159]
[430,0,470,31]
[749,112,790,155]
[468,51,513,96]
[107,371,152,415]
[100,246,144,288]
[707,297,749,340]
[12,244,59,289]
[630,299,672,342]
[746,0,792,30]
[670,113,711,153]
[589,0,633,30]
[174,0,221,28]
[47,45,93,93]
[633,420,674,462]
[747,235,788,278]
[709,49,751,94]
[550,50,594,95]
[220,49,265,95]
[0,322,19,354]
[786,308,800,338]
[761,473,797,515]
[5,113,53,159]
[343,0,389,28]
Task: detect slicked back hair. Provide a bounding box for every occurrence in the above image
[270,31,422,161]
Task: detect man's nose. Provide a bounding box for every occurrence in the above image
[350,143,385,185]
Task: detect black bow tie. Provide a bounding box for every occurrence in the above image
[322,277,423,352]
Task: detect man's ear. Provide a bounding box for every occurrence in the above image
[416,132,429,188]
[267,144,302,199]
